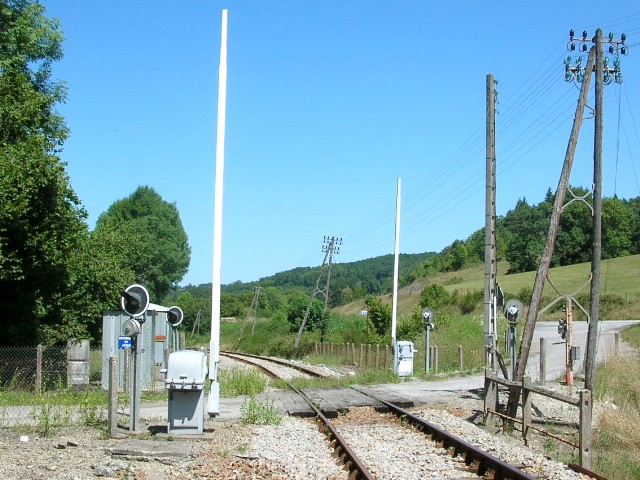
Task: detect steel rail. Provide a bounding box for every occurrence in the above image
[567,463,608,480]
[219,352,283,379]
[221,351,329,378]
[288,384,375,480]
[354,388,536,480]
[219,353,373,478]
[220,354,600,479]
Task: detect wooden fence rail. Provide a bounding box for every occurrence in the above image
[313,342,393,370]
[313,342,473,374]
[484,368,592,469]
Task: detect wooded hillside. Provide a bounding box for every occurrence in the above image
[175,187,640,335]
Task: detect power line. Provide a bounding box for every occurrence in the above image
[334,18,640,262]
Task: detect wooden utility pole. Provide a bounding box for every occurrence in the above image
[506,47,596,417]
[585,30,604,392]
[191,310,202,336]
[484,74,498,372]
[234,287,262,350]
[250,286,263,335]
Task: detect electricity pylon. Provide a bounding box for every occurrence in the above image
[291,236,342,356]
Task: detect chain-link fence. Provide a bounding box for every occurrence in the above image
[524,325,626,384]
[0,345,67,392]
[0,344,116,430]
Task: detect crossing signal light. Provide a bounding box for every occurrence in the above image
[121,284,150,318]
[558,319,567,340]
[503,299,524,324]
[421,307,435,330]
[167,306,184,328]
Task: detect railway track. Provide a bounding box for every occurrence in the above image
[219,352,598,479]
[221,350,336,379]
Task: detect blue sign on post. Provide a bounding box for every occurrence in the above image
[118,336,133,349]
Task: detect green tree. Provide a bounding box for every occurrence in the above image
[448,240,468,271]
[221,293,246,318]
[364,296,391,338]
[602,197,633,259]
[503,198,549,273]
[464,226,507,263]
[173,290,210,334]
[629,197,640,254]
[258,286,286,318]
[56,230,136,343]
[555,187,592,265]
[0,0,89,345]
[396,306,425,342]
[464,228,485,263]
[93,186,191,300]
[286,290,323,333]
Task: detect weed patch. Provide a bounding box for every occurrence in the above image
[219,367,268,398]
[30,402,72,437]
[240,395,282,425]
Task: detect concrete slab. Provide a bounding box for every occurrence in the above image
[106,439,201,458]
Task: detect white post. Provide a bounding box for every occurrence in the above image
[391,178,401,373]
[208,8,228,417]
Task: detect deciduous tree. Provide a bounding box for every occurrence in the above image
[93,186,191,301]
[0,0,88,345]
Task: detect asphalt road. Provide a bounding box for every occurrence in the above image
[521,319,639,383]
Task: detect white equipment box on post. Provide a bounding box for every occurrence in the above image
[164,350,208,435]
[396,341,416,377]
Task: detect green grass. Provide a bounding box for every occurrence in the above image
[436,256,640,300]
[218,366,268,397]
[0,388,107,406]
[334,255,640,319]
[589,324,640,479]
[621,323,640,346]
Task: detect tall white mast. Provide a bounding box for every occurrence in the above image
[391,177,401,343]
[207,8,228,417]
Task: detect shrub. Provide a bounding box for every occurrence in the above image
[219,367,268,398]
[397,311,424,343]
[419,284,449,309]
[457,290,482,314]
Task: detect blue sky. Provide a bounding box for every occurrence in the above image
[44,1,640,286]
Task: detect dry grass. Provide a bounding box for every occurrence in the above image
[593,349,640,479]
[596,409,640,450]
[596,356,640,405]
